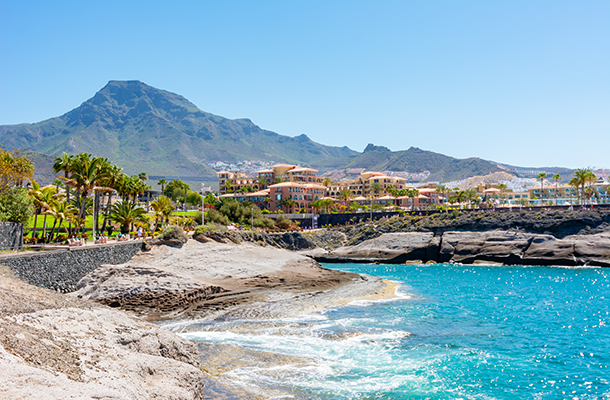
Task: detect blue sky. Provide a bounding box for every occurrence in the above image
[1,1,608,169]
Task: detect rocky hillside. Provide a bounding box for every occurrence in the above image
[0,80,358,176]
[342,144,511,182]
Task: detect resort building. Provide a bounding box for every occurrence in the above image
[267,182,328,213]
[218,163,322,195]
[528,182,610,205]
[218,163,328,212]
[327,171,409,199]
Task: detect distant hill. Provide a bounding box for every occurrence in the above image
[342,144,510,182]
[0,80,358,177]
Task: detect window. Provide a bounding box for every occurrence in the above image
[276,194,281,200]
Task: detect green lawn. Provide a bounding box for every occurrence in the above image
[170,210,200,216]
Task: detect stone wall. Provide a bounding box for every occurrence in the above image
[0,241,143,293]
[0,222,22,251]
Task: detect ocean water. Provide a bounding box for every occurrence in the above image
[175,264,610,399]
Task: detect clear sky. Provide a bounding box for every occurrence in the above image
[1,1,608,169]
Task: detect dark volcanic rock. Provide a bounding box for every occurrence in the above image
[311,230,610,267]
[317,233,434,263]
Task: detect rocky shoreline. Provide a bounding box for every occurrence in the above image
[0,237,390,399]
[2,209,609,398]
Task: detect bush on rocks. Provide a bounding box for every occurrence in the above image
[194,223,227,235]
[153,224,187,246]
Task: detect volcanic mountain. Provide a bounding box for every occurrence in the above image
[1,80,514,184]
[0,80,358,176]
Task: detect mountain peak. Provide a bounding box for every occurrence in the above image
[363,143,390,153]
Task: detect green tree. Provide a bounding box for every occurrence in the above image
[48,200,76,240]
[572,168,596,204]
[150,195,174,229]
[339,188,353,207]
[0,147,34,193]
[280,198,298,214]
[186,191,203,207]
[157,178,167,193]
[552,174,561,205]
[110,201,147,234]
[435,184,449,211]
[256,174,268,189]
[63,154,110,220]
[537,172,547,206]
[53,153,75,205]
[0,188,34,224]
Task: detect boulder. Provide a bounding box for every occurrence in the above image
[74,264,226,311]
[440,230,535,264]
[317,232,434,263]
[0,270,205,399]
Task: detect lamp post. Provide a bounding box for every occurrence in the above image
[92,190,96,243]
[201,184,205,226]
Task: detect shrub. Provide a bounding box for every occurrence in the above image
[194,222,227,235]
[253,217,275,229]
[275,215,292,229]
[157,224,187,242]
[206,209,231,225]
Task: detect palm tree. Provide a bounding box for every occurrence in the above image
[51,200,77,240]
[339,188,353,207]
[100,164,123,232]
[138,172,148,181]
[572,168,596,204]
[497,183,507,206]
[310,199,323,213]
[537,172,547,206]
[63,154,110,220]
[280,198,297,213]
[568,177,581,205]
[256,175,268,190]
[110,201,147,234]
[323,177,332,187]
[584,187,595,205]
[321,198,334,213]
[552,174,561,205]
[53,153,75,203]
[406,188,419,210]
[157,178,167,195]
[27,181,44,239]
[455,190,467,209]
[38,185,60,241]
[464,188,477,209]
[224,179,234,193]
[150,195,174,229]
[435,184,449,212]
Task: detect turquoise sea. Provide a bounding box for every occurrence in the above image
[178,264,610,399]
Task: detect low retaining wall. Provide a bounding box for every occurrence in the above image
[0,222,23,250]
[0,241,143,293]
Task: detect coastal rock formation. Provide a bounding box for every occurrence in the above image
[75,264,227,311]
[317,232,434,263]
[313,230,610,267]
[74,240,388,319]
[0,267,204,399]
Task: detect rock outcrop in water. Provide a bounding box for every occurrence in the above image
[193,209,610,267]
[311,230,610,267]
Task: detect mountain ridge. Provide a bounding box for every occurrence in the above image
[1,80,523,184]
[0,80,358,177]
